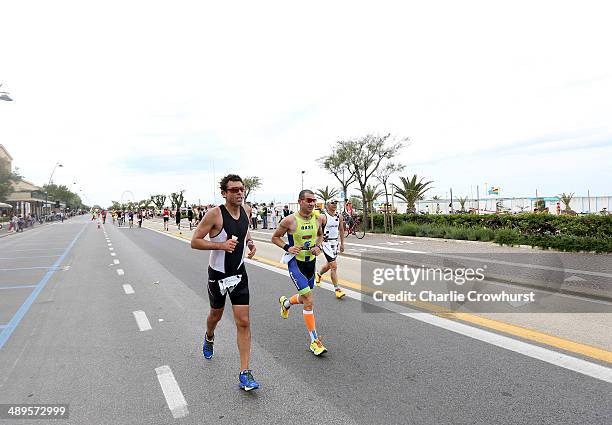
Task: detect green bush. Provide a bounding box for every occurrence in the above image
[383,214,611,252]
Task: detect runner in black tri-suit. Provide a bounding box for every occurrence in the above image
[190,174,260,391]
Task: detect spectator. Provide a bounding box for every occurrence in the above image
[251,204,258,229]
[262,204,268,229]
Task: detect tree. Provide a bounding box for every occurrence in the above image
[317,147,356,205]
[138,198,152,210]
[339,134,406,229]
[169,190,185,210]
[315,186,339,205]
[243,177,261,201]
[356,184,384,230]
[151,194,166,211]
[375,162,405,232]
[42,184,82,209]
[457,196,468,213]
[559,192,575,214]
[0,158,22,202]
[110,201,121,211]
[392,175,434,213]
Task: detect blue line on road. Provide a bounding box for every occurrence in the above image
[0,285,38,290]
[0,224,87,349]
[0,255,62,260]
[0,325,7,329]
[0,267,58,272]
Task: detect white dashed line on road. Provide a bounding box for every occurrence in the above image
[109,248,114,251]
[133,310,152,331]
[116,269,124,276]
[113,259,120,264]
[110,252,116,256]
[155,365,189,419]
[123,284,134,294]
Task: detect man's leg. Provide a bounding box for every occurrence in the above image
[206,307,224,339]
[232,305,251,371]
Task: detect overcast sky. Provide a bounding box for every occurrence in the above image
[1,0,611,207]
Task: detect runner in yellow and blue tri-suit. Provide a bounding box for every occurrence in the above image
[271,189,327,356]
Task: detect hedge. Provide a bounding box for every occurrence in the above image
[369,213,612,253]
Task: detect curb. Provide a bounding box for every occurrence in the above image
[248,234,612,302]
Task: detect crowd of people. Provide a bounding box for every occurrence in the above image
[1,211,77,233]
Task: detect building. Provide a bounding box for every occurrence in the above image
[0,144,56,217]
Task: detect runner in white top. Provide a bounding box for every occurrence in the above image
[315,199,346,299]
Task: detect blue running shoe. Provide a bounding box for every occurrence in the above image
[203,333,214,359]
[239,370,260,391]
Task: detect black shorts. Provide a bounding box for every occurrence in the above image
[323,251,336,263]
[163,217,169,222]
[207,264,249,309]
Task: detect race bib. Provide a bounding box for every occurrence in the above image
[218,274,242,295]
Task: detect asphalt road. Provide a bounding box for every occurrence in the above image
[0,216,611,424]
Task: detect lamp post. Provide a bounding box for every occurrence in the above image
[301,170,305,190]
[45,162,63,218]
[0,84,13,101]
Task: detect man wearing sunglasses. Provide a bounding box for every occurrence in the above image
[272,189,327,356]
[191,174,260,391]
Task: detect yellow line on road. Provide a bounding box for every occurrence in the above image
[250,256,612,364]
[144,223,612,364]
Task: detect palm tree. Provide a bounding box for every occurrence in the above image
[357,184,384,230]
[559,192,575,214]
[457,196,468,213]
[243,177,262,201]
[392,175,434,213]
[315,186,339,204]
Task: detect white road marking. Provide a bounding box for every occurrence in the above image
[113,259,120,265]
[133,310,152,331]
[123,284,135,294]
[155,365,189,418]
[110,252,116,256]
[116,269,124,276]
[107,243,112,246]
[109,247,114,251]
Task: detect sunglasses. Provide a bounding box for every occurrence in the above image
[302,197,317,203]
[226,187,245,193]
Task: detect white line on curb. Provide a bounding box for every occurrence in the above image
[155,365,189,419]
[123,284,134,294]
[116,269,124,276]
[133,310,152,331]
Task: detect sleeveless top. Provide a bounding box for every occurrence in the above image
[287,213,318,262]
[323,210,340,240]
[209,205,249,274]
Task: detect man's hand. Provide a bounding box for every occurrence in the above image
[310,246,322,256]
[220,239,238,253]
[339,243,345,253]
[288,246,301,255]
[247,240,256,258]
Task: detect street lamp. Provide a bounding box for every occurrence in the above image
[0,84,13,101]
[45,162,63,218]
[301,170,305,190]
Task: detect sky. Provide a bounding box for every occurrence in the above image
[1,0,611,208]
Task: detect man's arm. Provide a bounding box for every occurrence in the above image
[311,215,324,256]
[338,214,345,252]
[190,208,237,252]
[244,205,256,258]
[272,216,300,254]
